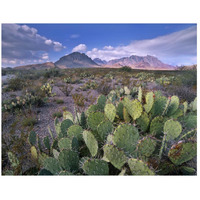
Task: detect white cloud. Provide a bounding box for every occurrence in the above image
[41,53,49,60]
[72,44,87,52]
[70,34,80,39]
[2,24,65,67]
[87,26,197,65]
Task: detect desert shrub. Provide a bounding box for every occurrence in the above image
[72,93,85,107]
[97,80,112,95]
[44,68,60,78]
[6,78,26,91]
[55,99,64,104]
[120,66,132,72]
[63,85,73,96]
[22,116,37,127]
[52,112,62,118]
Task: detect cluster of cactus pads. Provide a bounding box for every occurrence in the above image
[19,87,196,175]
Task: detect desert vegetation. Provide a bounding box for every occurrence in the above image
[1,65,197,175]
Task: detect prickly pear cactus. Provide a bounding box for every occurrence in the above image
[183,101,188,116]
[123,107,131,123]
[128,158,155,175]
[104,103,116,122]
[86,105,98,116]
[43,157,61,175]
[103,144,127,170]
[123,97,143,120]
[150,116,165,138]
[81,158,109,175]
[116,102,124,120]
[53,149,59,159]
[87,112,104,131]
[67,125,83,141]
[29,131,36,146]
[107,90,118,103]
[63,111,74,121]
[144,92,154,113]
[58,138,72,151]
[83,130,98,157]
[97,121,114,141]
[8,152,19,168]
[61,119,73,137]
[136,112,150,132]
[31,146,38,160]
[43,136,51,150]
[80,111,87,129]
[164,119,182,141]
[190,97,197,111]
[168,141,197,166]
[137,137,157,158]
[124,86,130,95]
[113,124,139,156]
[97,95,106,111]
[138,87,142,102]
[54,118,61,136]
[58,149,79,172]
[166,96,179,116]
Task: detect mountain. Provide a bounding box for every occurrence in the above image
[55,52,99,68]
[93,58,107,65]
[15,62,57,70]
[105,55,174,70]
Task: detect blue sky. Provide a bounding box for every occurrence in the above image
[2,24,197,67]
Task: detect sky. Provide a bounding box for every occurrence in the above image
[2,23,197,67]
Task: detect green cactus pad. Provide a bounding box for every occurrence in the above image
[144,92,154,113]
[103,144,127,170]
[138,87,142,102]
[87,112,104,131]
[116,102,124,120]
[150,96,167,118]
[180,166,196,175]
[190,97,197,111]
[83,130,98,157]
[104,103,116,122]
[43,136,51,150]
[58,149,79,172]
[124,86,130,95]
[168,142,197,166]
[150,116,165,138]
[67,125,83,141]
[97,95,106,111]
[183,101,188,116]
[136,112,150,132]
[63,111,74,121]
[170,109,183,119]
[43,157,61,175]
[164,119,182,141]
[53,149,59,159]
[128,158,155,175]
[166,96,179,116]
[86,104,99,116]
[106,134,114,144]
[123,97,143,120]
[123,107,131,123]
[137,137,157,158]
[31,146,38,160]
[82,158,109,175]
[107,90,118,102]
[97,121,114,141]
[119,168,127,176]
[58,138,72,151]
[80,111,87,129]
[60,119,73,137]
[113,124,139,156]
[8,152,19,168]
[38,169,53,175]
[29,131,36,146]
[54,118,61,136]
[181,114,197,131]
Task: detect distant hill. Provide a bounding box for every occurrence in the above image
[15,62,57,70]
[105,55,174,70]
[93,58,107,65]
[55,52,99,68]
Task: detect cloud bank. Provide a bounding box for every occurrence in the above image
[86,26,197,65]
[72,44,87,53]
[2,24,65,67]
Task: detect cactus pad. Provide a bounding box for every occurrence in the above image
[43,157,61,175]
[58,138,72,151]
[83,130,98,157]
[123,107,131,123]
[124,86,130,95]
[168,142,197,166]
[87,112,104,131]
[137,137,157,158]
[58,149,79,172]
[103,144,127,170]
[86,104,99,116]
[166,96,179,116]
[97,95,106,111]
[104,103,116,122]
[144,92,154,113]
[63,111,74,121]
[150,116,165,137]
[8,152,19,168]
[31,146,38,160]
[61,119,73,136]
[97,121,114,141]
[190,97,197,111]
[113,124,139,156]
[67,125,83,141]
[138,87,142,102]
[128,158,155,175]
[59,171,73,175]
[53,149,59,159]
[54,118,61,136]
[136,112,150,132]
[164,119,182,141]
[123,97,143,120]
[183,101,188,116]
[80,111,87,129]
[82,158,109,175]
[43,136,50,150]
[116,102,124,120]
[29,131,36,146]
